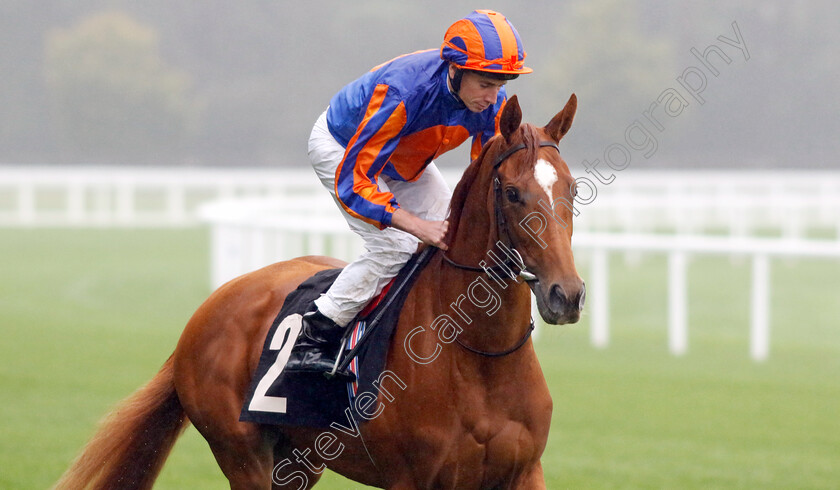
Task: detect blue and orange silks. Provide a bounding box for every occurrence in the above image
[327,49,507,229]
[441,9,531,75]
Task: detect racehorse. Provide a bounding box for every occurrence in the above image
[53,94,584,489]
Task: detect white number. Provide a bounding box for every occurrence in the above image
[248,314,302,413]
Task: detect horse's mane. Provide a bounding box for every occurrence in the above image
[444,124,541,244]
[444,140,492,243]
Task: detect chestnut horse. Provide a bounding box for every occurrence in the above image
[53,94,584,489]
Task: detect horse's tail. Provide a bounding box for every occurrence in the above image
[53,355,188,490]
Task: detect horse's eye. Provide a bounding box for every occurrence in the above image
[505,187,521,204]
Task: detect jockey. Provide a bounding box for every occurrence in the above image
[285,10,533,379]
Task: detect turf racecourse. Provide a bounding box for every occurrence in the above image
[2,228,838,489]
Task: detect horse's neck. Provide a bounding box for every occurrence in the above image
[428,169,534,359]
[448,169,498,263]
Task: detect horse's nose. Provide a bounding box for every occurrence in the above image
[577,281,587,310]
[549,280,585,313]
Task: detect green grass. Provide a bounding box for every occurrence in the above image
[1,229,838,488]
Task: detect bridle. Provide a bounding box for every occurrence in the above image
[442,138,561,357]
[442,139,561,280]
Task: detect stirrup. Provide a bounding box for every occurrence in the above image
[325,335,350,380]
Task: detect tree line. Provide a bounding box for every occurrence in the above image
[0,0,836,168]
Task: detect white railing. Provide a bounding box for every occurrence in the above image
[200,197,365,289]
[575,233,840,361]
[1,166,839,239]
[0,166,319,227]
[198,196,840,362]
[573,170,840,238]
[4,166,837,359]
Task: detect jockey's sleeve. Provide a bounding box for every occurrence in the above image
[334,84,408,230]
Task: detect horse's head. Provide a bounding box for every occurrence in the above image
[488,94,585,325]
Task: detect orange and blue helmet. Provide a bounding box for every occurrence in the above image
[441,10,532,76]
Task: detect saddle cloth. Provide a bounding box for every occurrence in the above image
[239,248,434,428]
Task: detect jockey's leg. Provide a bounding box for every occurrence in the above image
[286,110,449,378]
[284,224,417,378]
[318,160,452,328]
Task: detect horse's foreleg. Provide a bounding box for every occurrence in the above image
[385,480,419,490]
[270,443,324,490]
[512,462,547,490]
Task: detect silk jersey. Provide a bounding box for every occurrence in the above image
[326,49,506,229]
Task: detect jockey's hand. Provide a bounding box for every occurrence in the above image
[391,209,449,250]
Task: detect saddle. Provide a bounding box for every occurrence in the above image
[239,247,435,428]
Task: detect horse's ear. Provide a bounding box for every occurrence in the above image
[545,93,577,142]
[500,95,522,144]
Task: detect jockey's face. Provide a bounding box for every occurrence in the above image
[450,65,507,113]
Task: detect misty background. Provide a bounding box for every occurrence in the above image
[1,0,836,171]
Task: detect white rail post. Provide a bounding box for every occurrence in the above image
[167,184,186,224]
[750,254,770,361]
[67,182,84,224]
[590,249,609,348]
[307,232,325,256]
[272,229,287,265]
[210,225,227,289]
[116,182,134,225]
[668,251,688,356]
[93,184,111,224]
[247,226,267,273]
[18,183,35,225]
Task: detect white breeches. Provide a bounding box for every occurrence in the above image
[307,109,451,327]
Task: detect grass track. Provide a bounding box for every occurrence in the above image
[1,229,837,488]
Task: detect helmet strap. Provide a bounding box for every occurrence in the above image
[449,67,465,103]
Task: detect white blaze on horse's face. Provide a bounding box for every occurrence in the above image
[533,159,558,204]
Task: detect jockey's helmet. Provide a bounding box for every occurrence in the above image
[440,9,532,81]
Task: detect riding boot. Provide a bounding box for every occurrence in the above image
[284,310,356,382]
